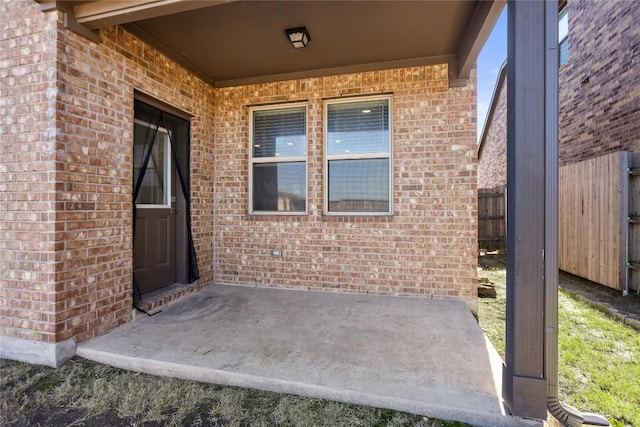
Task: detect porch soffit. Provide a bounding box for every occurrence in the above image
[40,0,504,88]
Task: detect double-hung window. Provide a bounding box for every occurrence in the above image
[249,104,307,214]
[559,5,569,66]
[324,95,392,215]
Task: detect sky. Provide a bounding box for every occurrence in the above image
[476,7,507,141]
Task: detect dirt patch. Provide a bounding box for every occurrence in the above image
[559,271,640,330]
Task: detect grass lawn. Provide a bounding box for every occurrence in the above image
[0,357,471,427]
[478,255,640,427]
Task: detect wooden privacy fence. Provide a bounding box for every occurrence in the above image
[478,186,506,252]
[559,151,639,294]
[630,152,640,294]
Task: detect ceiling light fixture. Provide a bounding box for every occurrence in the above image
[285,27,311,49]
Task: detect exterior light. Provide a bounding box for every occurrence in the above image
[361,109,371,113]
[285,27,310,49]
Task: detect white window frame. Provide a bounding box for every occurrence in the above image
[134,118,172,209]
[248,103,308,215]
[323,95,393,216]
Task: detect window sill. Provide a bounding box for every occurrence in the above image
[321,214,394,223]
[246,212,308,221]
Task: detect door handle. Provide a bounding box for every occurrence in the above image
[171,208,178,214]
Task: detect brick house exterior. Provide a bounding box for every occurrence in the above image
[478,0,640,188]
[1,0,217,364]
[1,0,478,366]
[477,63,507,189]
[213,73,477,298]
[557,0,640,165]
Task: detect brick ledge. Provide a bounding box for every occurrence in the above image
[135,283,200,315]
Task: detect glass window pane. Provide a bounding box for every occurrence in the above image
[558,7,569,66]
[253,107,306,158]
[253,162,306,212]
[559,38,569,66]
[327,99,389,155]
[328,159,389,213]
[134,123,170,205]
[558,8,568,42]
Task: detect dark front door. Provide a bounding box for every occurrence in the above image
[133,119,177,294]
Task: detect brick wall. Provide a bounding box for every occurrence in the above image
[214,66,478,301]
[558,0,640,165]
[2,0,477,347]
[478,72,507,189]
[1,0,59,343]
[1,0,215,344]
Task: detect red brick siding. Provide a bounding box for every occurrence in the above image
[1,0,215,344]
[1,0,59,342]
[214,67,478,300]
[2,0,477,345]
[477,75,507,189]
[558,0,640,165]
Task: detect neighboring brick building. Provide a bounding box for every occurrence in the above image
[477,0,640,292]
[477,62,507,189]
[478,0,640,187]
[1,0,486,366]
[557,0,640,165]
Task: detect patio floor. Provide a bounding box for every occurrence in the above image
[76,284,540,427]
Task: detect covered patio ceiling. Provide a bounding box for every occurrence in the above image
[41,0,504,87]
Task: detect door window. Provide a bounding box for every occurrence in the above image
[134,119,172,208]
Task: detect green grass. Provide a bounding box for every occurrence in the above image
[478,255,640,427]
[0,357,471,427]
[558,294,640,427]
[477,256,507,357]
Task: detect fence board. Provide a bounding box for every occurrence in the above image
[478,186,506,252]
[629,152,640,293]
[559,152,627,291]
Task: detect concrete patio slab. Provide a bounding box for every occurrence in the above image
[77,285,540,427]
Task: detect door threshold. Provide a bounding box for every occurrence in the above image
[135,282,199,316]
